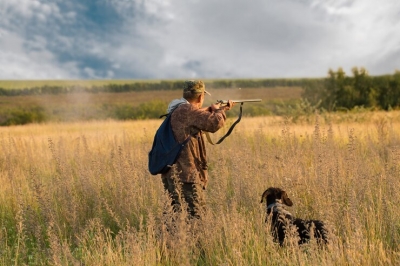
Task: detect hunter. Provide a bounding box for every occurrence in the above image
[162,80,234,219]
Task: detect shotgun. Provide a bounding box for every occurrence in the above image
[206,98,262,145]
[216,99,262,106]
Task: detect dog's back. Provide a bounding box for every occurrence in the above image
[261,187,328,246]
[292,218,328,245]
[266,205,293,245]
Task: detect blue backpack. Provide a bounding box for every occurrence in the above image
[148,112,191,175]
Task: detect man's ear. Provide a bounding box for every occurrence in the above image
[197,93,203,102]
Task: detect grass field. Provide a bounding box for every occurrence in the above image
[0,86,302,108]
[0,86,303,125]
[1,110,400,265]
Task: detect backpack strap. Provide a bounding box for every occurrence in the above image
[161,109,192,143]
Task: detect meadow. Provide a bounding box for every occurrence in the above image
[1,109,400,265]
[0,86,302,125]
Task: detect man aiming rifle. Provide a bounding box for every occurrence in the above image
[151,80,261,219]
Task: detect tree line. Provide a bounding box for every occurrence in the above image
[0,78,314,96]
[302,68,400,111]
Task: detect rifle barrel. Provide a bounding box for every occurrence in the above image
[232,99,262,103]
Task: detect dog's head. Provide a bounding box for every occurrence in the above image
[260,187,293,207]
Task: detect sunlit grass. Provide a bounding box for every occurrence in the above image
[1,112,400,265]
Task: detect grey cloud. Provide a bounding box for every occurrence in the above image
[0,0,399,79]
[0,31,79,79]
[147,0,337,78]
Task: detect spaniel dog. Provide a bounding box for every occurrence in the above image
[260,187,328,246]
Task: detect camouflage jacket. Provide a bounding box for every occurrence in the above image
[161,103,226,188]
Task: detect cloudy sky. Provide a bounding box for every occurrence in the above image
[0,0,399,80]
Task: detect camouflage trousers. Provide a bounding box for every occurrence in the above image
[162,177,206,219]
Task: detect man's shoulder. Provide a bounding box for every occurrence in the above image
[171,103,191,121]
[175,103,192,111]
[172,103,196,115]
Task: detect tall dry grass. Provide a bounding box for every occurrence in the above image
[1,112,400,265]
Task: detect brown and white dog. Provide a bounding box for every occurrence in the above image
[260,187,328,246]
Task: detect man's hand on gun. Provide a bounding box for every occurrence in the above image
[210,100,235,112]
[206,99,261,112]
[204,98,262,144]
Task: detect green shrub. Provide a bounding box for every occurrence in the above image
[227,103,271,118]
[112,100,168,120]
[132,100,168,119]
[0,106,47,126]
[112,104,136,120]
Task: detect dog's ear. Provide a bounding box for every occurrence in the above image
[260,189,270,203]
[281,191,293,206]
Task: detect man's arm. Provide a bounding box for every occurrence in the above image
[188,100,235,134]
[201,100,235,112]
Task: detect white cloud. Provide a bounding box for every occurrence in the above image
[118,0,333,78]
[136,0,400,78]
[0,30,78,79]
[0,0,61,22]
[307,0,400,74]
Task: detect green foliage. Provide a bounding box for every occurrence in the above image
[227,102,272,118]
[112,100,168,120]
[112,104,135,120]
[375,71,400,110]
[351,67,375,107]
[0,78,318,96]
[0,106,47,126]
[302,68,400,111]
[273,98,323,123]
[133,100,169,119]
[300,79,326,107]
